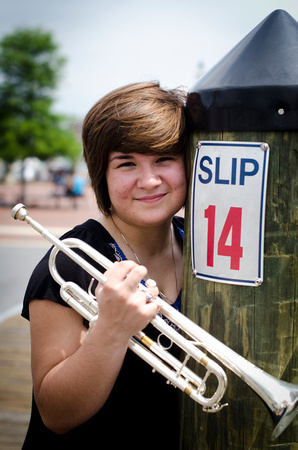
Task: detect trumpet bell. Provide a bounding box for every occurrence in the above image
[271,381,298,440]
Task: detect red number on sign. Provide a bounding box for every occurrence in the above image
[205,206,243,270]
[217,207,243,270]
[204,205,215,267]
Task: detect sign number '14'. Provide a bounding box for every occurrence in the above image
[205,205,243,270]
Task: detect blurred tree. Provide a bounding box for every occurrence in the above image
[0,27,82,201]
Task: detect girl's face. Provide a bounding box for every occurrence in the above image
[106,152,187,227]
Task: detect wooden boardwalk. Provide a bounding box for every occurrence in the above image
[0,315,31,449]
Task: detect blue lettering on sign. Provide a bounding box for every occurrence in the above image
[198,157,259,185]
[239,159,259,185]
[215,157,229,184]
[231,158,237,185]
[198,156,212,184]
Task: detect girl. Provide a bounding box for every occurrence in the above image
[22,81,189,449]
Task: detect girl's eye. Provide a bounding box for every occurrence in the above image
[117,161,135,168]
[156,156,174,163]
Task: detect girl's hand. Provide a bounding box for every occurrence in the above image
[95,261,160,340]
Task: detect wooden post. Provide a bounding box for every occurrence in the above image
[181,10,297,449]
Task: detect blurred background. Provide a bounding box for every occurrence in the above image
[0,1,297,447]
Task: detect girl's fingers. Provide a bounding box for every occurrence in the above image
[95,261,143,296]
[145,278,159,300]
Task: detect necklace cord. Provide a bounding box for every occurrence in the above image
[110,215,179,304]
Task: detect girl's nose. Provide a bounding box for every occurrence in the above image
[137,166,162,189]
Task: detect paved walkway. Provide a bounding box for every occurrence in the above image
[0,180,98,449]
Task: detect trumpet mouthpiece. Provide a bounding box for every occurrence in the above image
[11,203,28,221]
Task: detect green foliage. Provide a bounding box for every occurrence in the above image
[0,27,81,164]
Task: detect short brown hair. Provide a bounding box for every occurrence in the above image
[82,81,188,214]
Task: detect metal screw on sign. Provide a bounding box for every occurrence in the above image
[260,143,269,151]
[254,278,263,287]
[196,142,202,150]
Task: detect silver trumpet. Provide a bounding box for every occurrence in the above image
[12,203,298,440]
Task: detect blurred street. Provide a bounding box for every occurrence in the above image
[0,180,98,449]
[0,180,98,321]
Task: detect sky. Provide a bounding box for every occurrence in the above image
[0,0,297,118]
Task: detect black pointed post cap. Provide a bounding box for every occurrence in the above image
[186,10,298,131]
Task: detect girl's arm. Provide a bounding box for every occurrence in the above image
[29,261,159,434]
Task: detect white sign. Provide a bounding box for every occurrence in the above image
[191,141,270,286]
